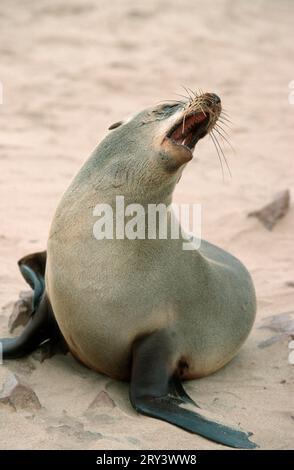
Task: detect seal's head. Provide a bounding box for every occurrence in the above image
[96,92,222,200]
[159,92,221,168]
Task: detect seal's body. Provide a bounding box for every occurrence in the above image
[1,92,257,448]
[47,198,255,381]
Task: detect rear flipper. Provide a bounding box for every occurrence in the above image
[130,331,257,449]
[18,251,47,310]
[0,251,62,359]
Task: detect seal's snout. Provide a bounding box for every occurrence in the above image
[163,91,222,159]
[208,93,221,105]
[200,92,222,113]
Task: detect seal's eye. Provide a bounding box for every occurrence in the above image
[108,121,123,130]
[154,103,182,119]
[159,103,181,113]
[161,103,179,110]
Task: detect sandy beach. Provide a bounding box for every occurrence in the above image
[0,0,293,449]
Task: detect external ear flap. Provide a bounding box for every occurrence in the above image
[108,121,123,130]
[160,138,193,170]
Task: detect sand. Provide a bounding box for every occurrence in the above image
[0,0,293,450]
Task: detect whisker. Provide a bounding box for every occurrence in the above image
[174,93,192,103]
[214,126,236,154]
[218,118,231,129]
[220,113,233,124]
[182,85,191,96]
[221,108,232,114]
[220,111,232,120]
[215,122,231,138]
[181,86,193,103]
[210,132,225,181]
[174,93,189,99]
[187,87,198,99]
[187,87,193,95]
[212,130,232,178]
[220,107,231,113]
[199,104,207,117]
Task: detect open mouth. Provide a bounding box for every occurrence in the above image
[166,111,210,151]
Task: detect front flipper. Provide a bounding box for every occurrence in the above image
[130,331,257,449]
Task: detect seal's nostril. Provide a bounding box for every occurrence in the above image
[210,93,221,104]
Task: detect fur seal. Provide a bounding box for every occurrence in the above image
[1,92,257,448]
